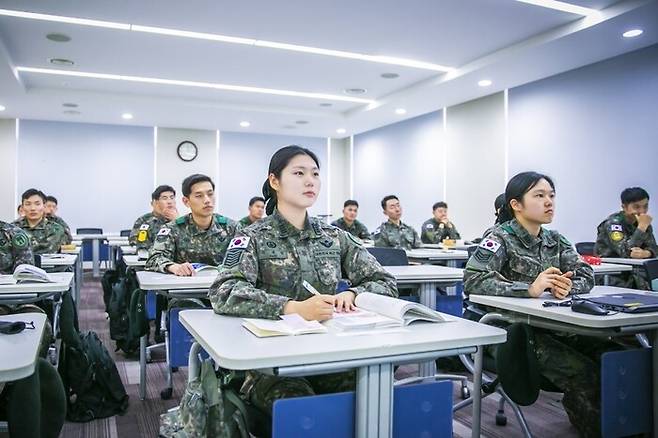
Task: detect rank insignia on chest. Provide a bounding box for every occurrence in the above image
[319,238,334,248]
[266,241,277,248]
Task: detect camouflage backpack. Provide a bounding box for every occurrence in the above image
[159,358,249,438]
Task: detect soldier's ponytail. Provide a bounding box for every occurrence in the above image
[499,171,555,223]
[263,145,321,216]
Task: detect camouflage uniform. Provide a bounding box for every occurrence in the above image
[594,211,657,290]
[145,214,240,273]
[239,216,263,228]
[209,210,397,425]
[420,218,461,244]
[129,212,169,250]
[46,214,73,244]
[372,220,421,250]
[464,219,609,438]
[0,220,34,274]
[14,217,68,255]
[330,217,370,240]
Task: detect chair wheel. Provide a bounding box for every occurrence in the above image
[461,386,470,400]
[495,412,507,426]
[160,387,173,400]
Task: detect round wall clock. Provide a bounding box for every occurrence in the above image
[177,140,198,162]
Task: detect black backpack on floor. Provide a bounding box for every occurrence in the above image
[107,267,146,355]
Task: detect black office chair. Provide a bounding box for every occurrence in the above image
[366,247,409,266]
[120,229,131,237]
[644,259,658,291]
[76,228,103,235]
[575,242,596,256]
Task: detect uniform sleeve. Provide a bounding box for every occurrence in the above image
[412,228,422,249]
[421,222,437,244]
[48,223,68,253]
[372,227,389,247]
[338,231,398,298]
[357,223,370,240]
[464,236,531,297]
[10,229,34,270]
[558,234,594,295]
[645,226,658,257]
[447,224,461,240]
[595,219,640,258]
[128,217,143,246]
[145,226,177,273]
[209,233,290,319]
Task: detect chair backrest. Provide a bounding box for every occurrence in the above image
[76,228,103,235]
[366,247,408,266]
[575,241,595,256]
[120,229,131,237]
[643,259,658,291]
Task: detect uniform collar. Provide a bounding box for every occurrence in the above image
[386,219,405,229]
[509,219,556,248]
[186,213,219,236]
[20,217,47,230]
[273,209,322,239]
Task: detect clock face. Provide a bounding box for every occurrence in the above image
[177,141,198,162]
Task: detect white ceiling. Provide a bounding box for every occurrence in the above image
[0,0,656,137]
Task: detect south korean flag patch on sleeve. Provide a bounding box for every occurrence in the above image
[610,224,623,232]
[472,238,501,265]
[223,236,250,268]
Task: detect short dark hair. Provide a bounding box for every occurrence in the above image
[381,195,399,210]
[45,195,58,204]
[499,171,555,223]
[432,201,448,211]
[621,187,649,205]
[21,189,46,203]
[182,174,215,197]
[343,200,359,208]
[152,185,176,201]
[249,196,265,207]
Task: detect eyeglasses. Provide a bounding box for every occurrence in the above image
[0,320,35,335]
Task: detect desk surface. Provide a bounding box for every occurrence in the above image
[384,265,463,283]
[592,263,633,274]
[422,243,476,251]
[600,257,658,266]
[180,309,506,371]
[136,270,217,290]
[469,285,658,329]
[120,245,137,254]
[123,255,146,267]
[406,248,469,260]
[0,313,47,382]
[40,253,78,267]
[0,273,73,294]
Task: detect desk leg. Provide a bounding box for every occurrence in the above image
[446,260,458,295]
[603,274,610,286]
[356,363,393,438]
[419,282,438,377]
[139,333,147,400]
[472,345,484,438]
[92,239,100,278]
[108,246,115,270]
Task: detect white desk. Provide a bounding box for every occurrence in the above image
[601,257,658,266]
[423,242,476,251]
[107,241,133,269]
[40,253,81,303]
[120,245,136,255]
[0,313,47,382]
[591,262,633,285]
[384,264,464,376]
[406,248,469,267]
[469,286,658,437]
[61,246,84,291]
[73,234,108,278]
[135,270,216,400]
[180,309,506,438]
[123,255,146,268]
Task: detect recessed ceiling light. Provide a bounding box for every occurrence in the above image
[380,73,399,79]
[319,103,333,107]
[46,33,71,42]
[0,105,6,111]
[295,120,309,125]
[336,128,346,134]
[344,88,367,95]
[121,113,133,120]
[395,108,407,115]
[63,110,80,115]
[0,9,454,72]
[239,121,250,128]
[478,79,493,87]
[62,102,78,108]
[16,67,376,104]
[49,58,74,66]
[623,29,643,38]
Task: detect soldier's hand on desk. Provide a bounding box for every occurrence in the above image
[167,262,195,276]
[163,207,179,221]
[284,295,336,321]
[549,271,573,300]
[630,247,651,259]
[636,213,652,232]
[334,291,356,312]
[528,267,564,298]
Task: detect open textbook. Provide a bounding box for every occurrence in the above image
[242,292,448,337]
[0,264,54,285]
[191,263,219,275]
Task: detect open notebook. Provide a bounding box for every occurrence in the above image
[242,292,448,337]
[0,264,54,285]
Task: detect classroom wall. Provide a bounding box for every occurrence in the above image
[16,120,154,233]
[328,137,351,222]
[353,111,444,233]
[155,127,218,216]
[508,44,658,243]
[217,132,328,221]
[0,118,18,221]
